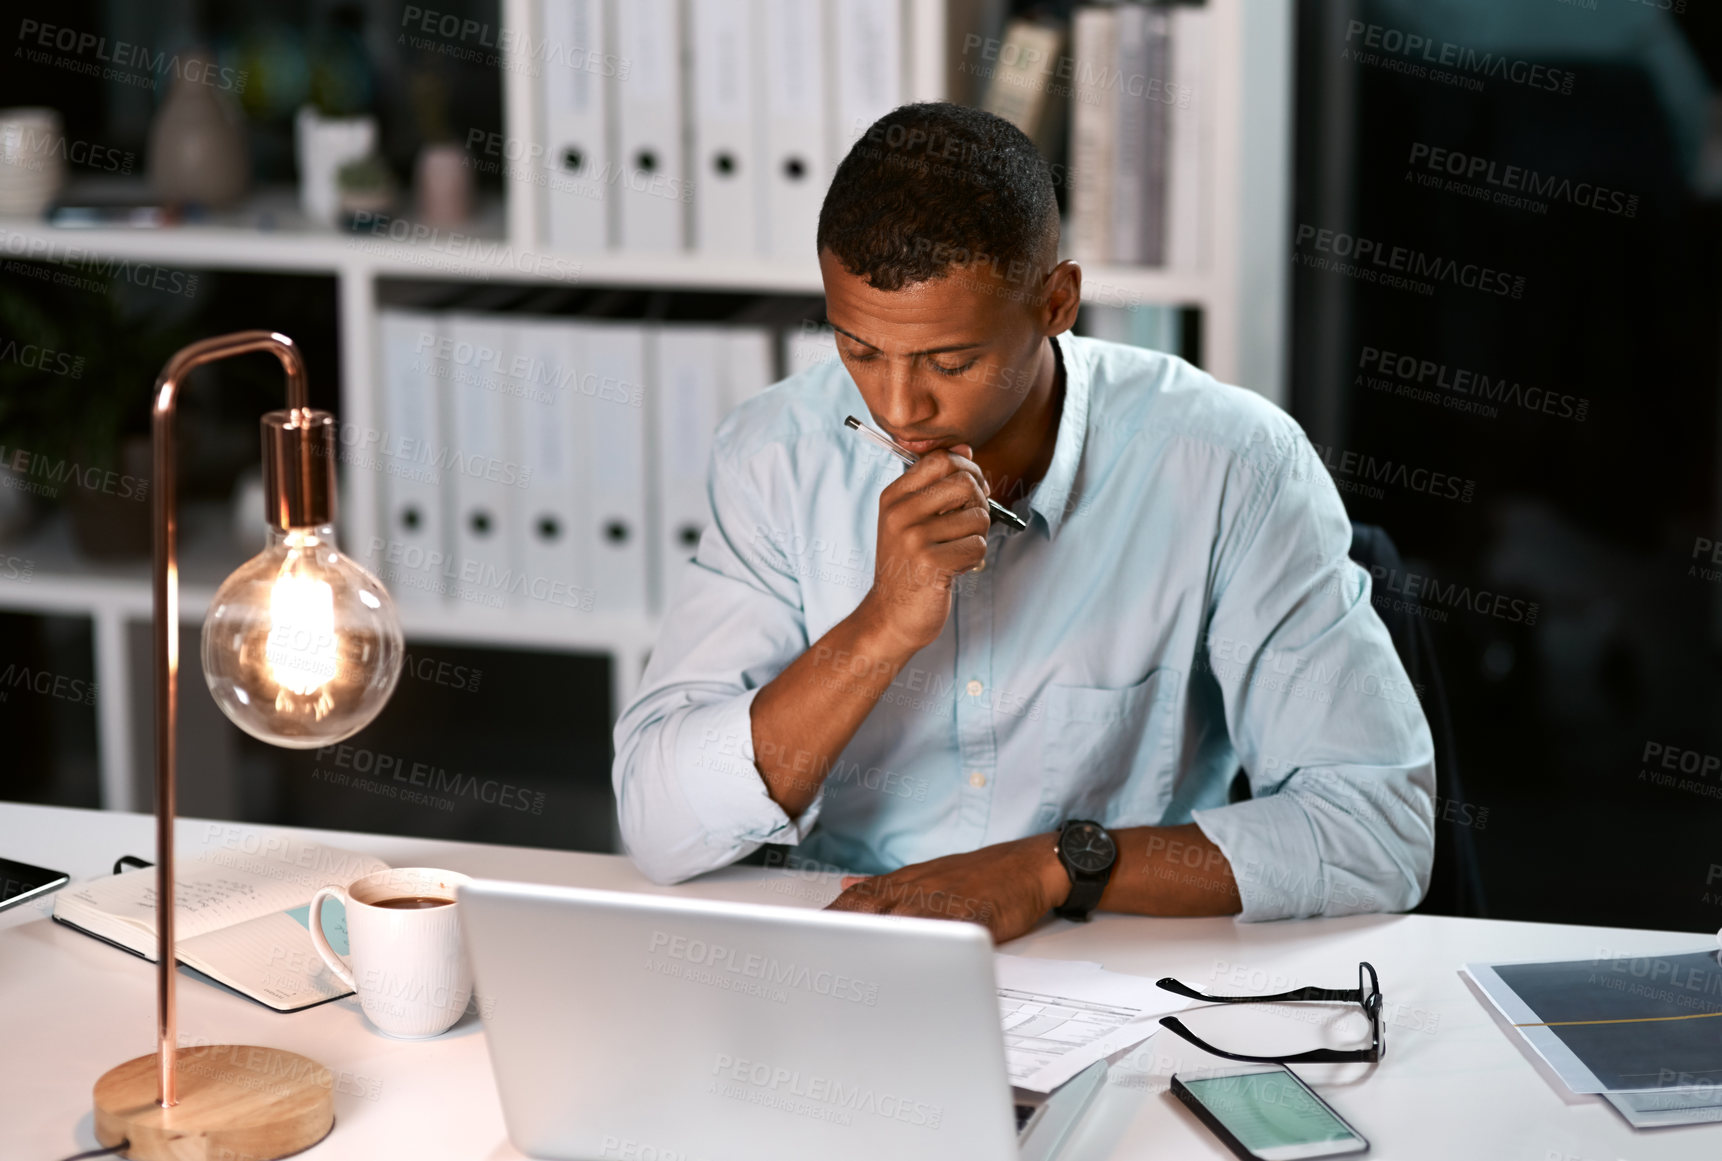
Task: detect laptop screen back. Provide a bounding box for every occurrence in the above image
[458,880,1020,1161]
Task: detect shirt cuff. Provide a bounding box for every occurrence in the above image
[675,685,826,846]
[1191,793,1325,922]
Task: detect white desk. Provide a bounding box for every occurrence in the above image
[2,801,1716,1159]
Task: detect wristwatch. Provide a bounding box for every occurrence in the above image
[1053,819,1117,922]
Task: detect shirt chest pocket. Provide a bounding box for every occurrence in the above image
[1037,668,1181,827]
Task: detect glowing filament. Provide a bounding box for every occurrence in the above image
[266,567,339,702]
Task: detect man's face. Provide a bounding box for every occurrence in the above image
[818,247,1064,456]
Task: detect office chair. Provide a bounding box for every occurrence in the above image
[1347,522,1486,917]
[1229,523,1487,917]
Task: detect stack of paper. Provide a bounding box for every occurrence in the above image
[995,954,1189,1093]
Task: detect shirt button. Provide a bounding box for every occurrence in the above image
[968,771,987,788]
[966,679,983,696]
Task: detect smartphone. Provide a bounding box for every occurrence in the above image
[1171,1065,1368,1160]
[0,857,70,914]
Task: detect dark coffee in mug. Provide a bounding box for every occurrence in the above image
[372,895,454,909]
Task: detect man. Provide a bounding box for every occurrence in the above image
[612,103,1434,942]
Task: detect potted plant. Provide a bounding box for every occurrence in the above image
[336,153,396,227]
[0,276,194,558]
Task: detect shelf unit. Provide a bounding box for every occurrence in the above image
[0,0,1291,812]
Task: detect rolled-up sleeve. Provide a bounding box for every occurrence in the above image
[611,445,826,884]
[1189,417,1436,921]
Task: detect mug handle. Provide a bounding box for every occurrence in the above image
[309,885,357,991]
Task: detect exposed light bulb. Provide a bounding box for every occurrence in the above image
[267,549,339,700]
[204,523,402,748]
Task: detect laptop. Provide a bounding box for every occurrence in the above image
[458,880,1107,1161]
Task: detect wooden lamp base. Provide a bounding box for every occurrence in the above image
[93,1046,335,1161]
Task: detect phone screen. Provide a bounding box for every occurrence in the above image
[0,857,69,911]
[1182,1069,1362,1154]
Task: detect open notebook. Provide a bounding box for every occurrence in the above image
[52,835,386,1012]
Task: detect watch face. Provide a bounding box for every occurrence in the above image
[1061,822,1116,874]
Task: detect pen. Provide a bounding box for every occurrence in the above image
[844,415,1029,531]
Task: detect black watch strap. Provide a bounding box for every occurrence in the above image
[1053,819,1117,922]
[1054,874,1108,922]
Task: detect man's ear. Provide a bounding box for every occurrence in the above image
[1043,259,1082,336]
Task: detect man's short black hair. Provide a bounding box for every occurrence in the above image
[817,102,1058,292]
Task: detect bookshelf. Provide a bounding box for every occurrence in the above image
[0,0,1291,812]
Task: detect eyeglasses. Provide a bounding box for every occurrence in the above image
[1155,961,1384,1065]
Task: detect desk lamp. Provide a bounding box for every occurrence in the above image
[92,331,403,1160]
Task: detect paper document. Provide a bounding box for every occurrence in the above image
[995,954,1189,1093]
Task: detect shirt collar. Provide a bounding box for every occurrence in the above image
[1025,330,1089,541]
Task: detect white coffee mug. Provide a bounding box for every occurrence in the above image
[310,867,473,1038]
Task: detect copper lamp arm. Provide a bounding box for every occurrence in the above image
[149,331,308,1108]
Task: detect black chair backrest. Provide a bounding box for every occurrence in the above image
[1225,523,1486,915]
[1347,522,1486,917]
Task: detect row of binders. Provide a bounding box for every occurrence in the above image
[372,309,774,621]
[982,2,1213,269]
[533,0,914,259]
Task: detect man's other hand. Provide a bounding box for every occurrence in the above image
[825,833,1071,944]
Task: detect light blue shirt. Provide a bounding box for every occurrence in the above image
[612,332,1435,921]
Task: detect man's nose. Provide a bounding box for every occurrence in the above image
[879,357,930,429]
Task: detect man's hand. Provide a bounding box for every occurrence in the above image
[825,833,1071,944]
[856,443,991,657]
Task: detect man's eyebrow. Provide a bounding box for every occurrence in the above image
[828,325,985,357]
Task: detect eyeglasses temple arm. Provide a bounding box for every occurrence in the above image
[1156,979,1361,1005]
[1157,1017,1374,1065]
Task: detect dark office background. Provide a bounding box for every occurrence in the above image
[2,0,1721,933]
[1292,0,1722,932]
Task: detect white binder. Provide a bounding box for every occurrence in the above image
[612,0,687,252]
[651,325,776,607]
[1138,7,1172,267]
[1068,5,1118,264]
[1111,2,1151,264]
[651,326,724,606]
[509,316,589,614]
[376,310,449,610]
[1166,3,1213,273]
[581,323,651,616]
[760,0,829,261]
[723,326,775,410]
[689,0,761,256]
[829,0,904,161]
[445,314,523,613]
[539,0,612,252]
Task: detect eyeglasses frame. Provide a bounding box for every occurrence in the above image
[1154,961,1384,1065]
